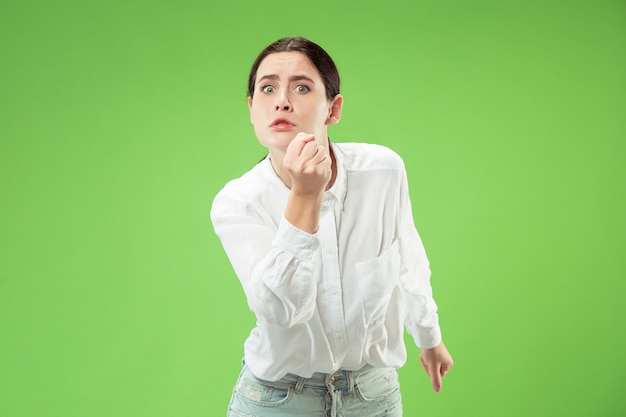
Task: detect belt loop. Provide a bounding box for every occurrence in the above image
[346,370,355,394]
[295,376,306,394]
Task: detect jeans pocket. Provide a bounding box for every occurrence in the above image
[355,368,401,401]
[234,375,293,407]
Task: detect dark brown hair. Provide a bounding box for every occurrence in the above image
[247,37,340,101]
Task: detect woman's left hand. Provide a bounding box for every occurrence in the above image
[419,341,454,393]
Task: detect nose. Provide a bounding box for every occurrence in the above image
[275,93,291,111]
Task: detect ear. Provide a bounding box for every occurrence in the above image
[325,94,344,125]
[247,96,253,124]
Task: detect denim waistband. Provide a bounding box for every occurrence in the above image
[244,363,381,394]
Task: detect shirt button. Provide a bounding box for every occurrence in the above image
[335,332,342,338]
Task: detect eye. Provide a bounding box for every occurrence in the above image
[261,85,276,94]
[295,84,309,93]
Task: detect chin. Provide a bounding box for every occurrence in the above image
[256,131,297,150]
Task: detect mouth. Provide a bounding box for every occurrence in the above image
[270,118,295,130]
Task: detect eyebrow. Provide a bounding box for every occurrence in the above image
[257,74,316,84]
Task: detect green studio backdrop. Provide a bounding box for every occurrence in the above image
[1,0,624,416]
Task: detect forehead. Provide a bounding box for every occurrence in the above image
[256,51,322,82]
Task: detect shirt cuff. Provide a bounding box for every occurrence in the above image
[274,216,319,261]
[412,326,443,350]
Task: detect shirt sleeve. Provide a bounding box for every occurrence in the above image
[211,193,318,328]
[397,166,443,349]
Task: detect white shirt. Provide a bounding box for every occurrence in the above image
[211,141,442,381]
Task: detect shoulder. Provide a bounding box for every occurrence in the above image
[210,159,272,218]
[333,141,406,171]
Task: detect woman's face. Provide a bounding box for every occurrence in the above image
[248,51,342,152]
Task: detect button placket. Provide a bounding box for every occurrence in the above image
[318,201,348,356]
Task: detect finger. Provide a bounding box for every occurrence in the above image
[289,138,318,164]
[311,146,329,164]
[431,364,442,393]
[299,140,320,160]
[420,355,432,379]
[294,131,315,143]
[441,363,452,378]
[419,354,428,372]
[286,133,315,157]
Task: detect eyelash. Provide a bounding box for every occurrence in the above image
[259,84,310,94]
[261,85,275,94]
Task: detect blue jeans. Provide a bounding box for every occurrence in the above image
[227,364,403,417]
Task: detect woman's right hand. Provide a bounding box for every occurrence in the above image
[283,132,332,196]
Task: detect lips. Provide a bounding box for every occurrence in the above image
[270,118,295,130]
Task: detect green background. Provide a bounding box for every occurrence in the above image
[1,0,624,416]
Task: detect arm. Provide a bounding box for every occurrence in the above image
[211,209,319,328]
[395,164,454,391]
[397,164,441,347]
[211,133,331,327]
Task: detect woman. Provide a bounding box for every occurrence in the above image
[211,36,453,417]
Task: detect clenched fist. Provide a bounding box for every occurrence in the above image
[283,132,332,196]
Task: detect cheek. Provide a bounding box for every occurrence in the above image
[315,103,332,122]
[249,103,263,125]
[249,106,268,137]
